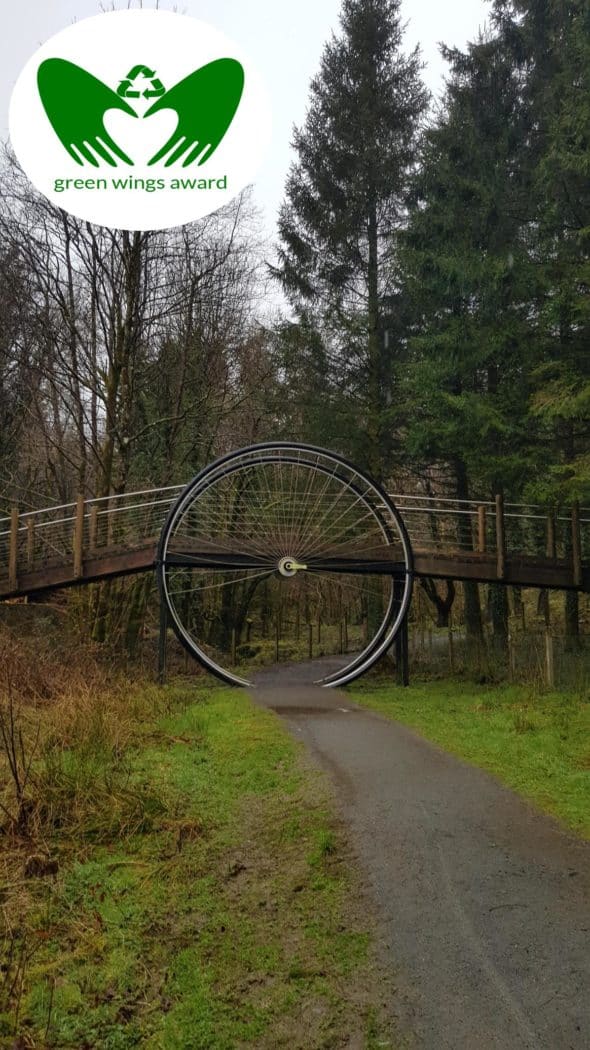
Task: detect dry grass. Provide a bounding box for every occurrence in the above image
[0,625,170,1038]
[0,626,168,844]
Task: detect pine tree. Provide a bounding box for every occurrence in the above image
[274,0,428,480]
[401,30,539,649]
[494,0,590,638]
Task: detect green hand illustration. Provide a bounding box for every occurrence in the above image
[38,58,137,167]
[145,58,244,168]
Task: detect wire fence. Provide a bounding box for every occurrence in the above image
[405,621,590,693]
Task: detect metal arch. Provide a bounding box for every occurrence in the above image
[156,443,414,689]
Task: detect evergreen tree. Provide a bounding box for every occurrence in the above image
[274,0,428,480]
[493,0,590,504]
[494,0,590,637]
[401,31,539,648]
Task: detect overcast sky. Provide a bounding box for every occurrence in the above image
[1,0,490,233]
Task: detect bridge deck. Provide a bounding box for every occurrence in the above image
[0,544,587,601]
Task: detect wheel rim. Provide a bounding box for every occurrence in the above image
[157,444,413,687]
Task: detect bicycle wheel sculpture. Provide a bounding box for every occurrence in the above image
[157,443,413,688]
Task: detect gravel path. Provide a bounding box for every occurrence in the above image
[250,659,590,1050]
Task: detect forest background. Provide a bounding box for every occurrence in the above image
[1,0,589,659]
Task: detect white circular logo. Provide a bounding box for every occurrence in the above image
[9,10,272,231]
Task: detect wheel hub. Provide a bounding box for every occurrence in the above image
[278,556,308,577]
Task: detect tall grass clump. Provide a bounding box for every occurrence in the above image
[0,626,166,845]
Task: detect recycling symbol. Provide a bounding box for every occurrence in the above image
[117,65,166,100]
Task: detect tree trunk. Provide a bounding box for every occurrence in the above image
[489,584,509,661]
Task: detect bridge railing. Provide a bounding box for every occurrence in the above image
[392,494,590,576]
[0,486,184,592]
[1,484,588,595]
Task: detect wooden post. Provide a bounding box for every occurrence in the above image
[477,505,487,554]
[89,505,99,555]
[544,630,555,690]
[508,632,516,681]
[572,502,582,588]
[27,517,35,572]
[308,623,313,660]
[448,612,455,674]
[8,507,19,593]
[495,494,506,580]
[73,494,85,579]
[231,628,237,666]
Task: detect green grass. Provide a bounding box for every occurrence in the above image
[3,684,397,1049]
[351,676,590,839]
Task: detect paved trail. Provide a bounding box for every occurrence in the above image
[250,660,590,1050]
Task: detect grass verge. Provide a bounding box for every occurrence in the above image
[1,675,397,1049]
[351,677,590,840]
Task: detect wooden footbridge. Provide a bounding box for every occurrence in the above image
[1,486,588,600]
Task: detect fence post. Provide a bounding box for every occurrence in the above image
[231,628,237,666]
[572,502,582,588]
[73,494,85,579]
[508,631,516,681]
[26,517,35,572]
[495,494,506,580]
[9,507,19,593]
[544,630,555,690]
[448,611,455,674]
[477,505,487,554]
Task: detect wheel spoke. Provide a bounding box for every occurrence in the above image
[157,444,413,688]
[165,551,273,570]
